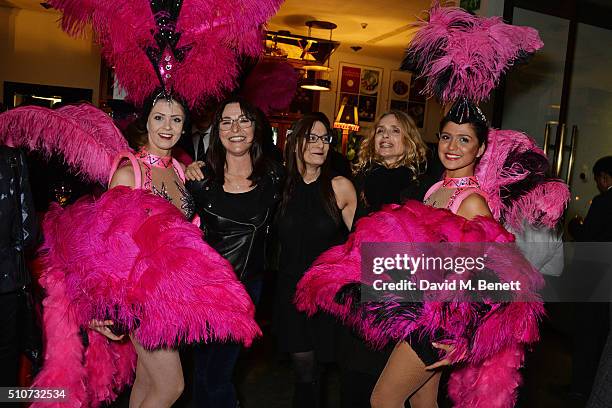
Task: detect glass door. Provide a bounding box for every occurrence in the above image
[564,23,612,219]
[496,1,612,222]
[501,8,570,149]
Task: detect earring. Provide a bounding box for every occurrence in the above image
[182,130,185,134]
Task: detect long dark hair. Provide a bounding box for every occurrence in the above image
[279,112,341,225]
[206,96,269,186]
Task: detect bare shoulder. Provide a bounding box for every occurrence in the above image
[331,175,355,194]
[457,193,492,219]
[109,164,136,188]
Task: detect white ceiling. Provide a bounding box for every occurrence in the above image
[1,0,433,61]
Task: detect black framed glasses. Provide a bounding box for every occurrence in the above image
[219,115,253,131]
[306,133,333,144]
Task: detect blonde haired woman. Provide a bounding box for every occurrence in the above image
[352,110,430,218]
[339,110,437,408]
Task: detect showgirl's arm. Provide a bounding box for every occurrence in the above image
[109,165,136,189]
[457,193,492,220]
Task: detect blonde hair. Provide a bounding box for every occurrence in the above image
[353,110,428,177]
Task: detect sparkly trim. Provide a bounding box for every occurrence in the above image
[137,148,173,169]
[137,150,195,219]
[442,176,480,189]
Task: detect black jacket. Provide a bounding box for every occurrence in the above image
[0,147,38,294]
[188,165,282,282]
[578,188,612,242]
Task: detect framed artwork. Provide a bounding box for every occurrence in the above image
[387,70,427,130]
[335,63,384,125]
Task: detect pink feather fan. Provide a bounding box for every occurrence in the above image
[0,104,129,184]
[32,187,261,407]
[47,0,284,108]
[295,202,545,407]
[402,2,543,104]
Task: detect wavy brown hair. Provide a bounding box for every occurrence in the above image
[353,110,428,177]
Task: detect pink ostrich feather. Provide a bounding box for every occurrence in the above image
[42,186,261,349]
[477,129,570,230]
[33,186,260,406]
[31,265,91,408]
[402,3,543,103]
[241,60,299,114]
[47,0,283,108]
[295,201,544,407]
[0,104,129,184]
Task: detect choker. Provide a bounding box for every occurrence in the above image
[137,148,173,168]
[442,175,480,189]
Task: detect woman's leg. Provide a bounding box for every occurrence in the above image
[129,357,150,407]
[130,335,184,408]
[291,350,320,408]
[370,341,441,408]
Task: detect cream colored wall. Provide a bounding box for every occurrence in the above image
[318,48,442,143]
[0,7,101,104]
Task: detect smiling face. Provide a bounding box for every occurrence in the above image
[438,121,486,177]
[146,99,185,155]
[299,120,330,170]
[218,102,254,157]
[374,114,405,166]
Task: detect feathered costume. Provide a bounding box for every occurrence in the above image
[0,0,282,405]
[295,3,569,407]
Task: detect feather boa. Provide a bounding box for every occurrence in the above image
[0,104,129,184]
[295,202,544,407]
[32,187,260,406]
[402,3,543,103]
[47,0,283,108]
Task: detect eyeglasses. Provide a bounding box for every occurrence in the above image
[219,115,253,131]
[306,133,333,144]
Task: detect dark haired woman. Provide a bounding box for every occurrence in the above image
[275,112,356,407]
[370,107,492,408]
[92,94,193,407]
[185,96,282,408]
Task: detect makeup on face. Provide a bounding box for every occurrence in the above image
[437,121,485,177]
[219,102,254,156]
[146,99,185,155]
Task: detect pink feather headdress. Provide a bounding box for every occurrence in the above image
[47,0,283,108]
[402,2,543,104]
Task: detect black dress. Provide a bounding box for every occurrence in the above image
[275,177,347,361]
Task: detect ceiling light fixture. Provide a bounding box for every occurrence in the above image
[303,21,337,73]
[300,78,332,91]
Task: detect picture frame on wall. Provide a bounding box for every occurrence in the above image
[335,63,384,126]
[388,70,427,131]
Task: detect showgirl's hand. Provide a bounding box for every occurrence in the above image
[185,161,205,181]
[425,342,465,370]
[89,319,125,341]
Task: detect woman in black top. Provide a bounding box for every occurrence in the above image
[276,112,356,408]
[339,110,433,408]
[186,96,282,408]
